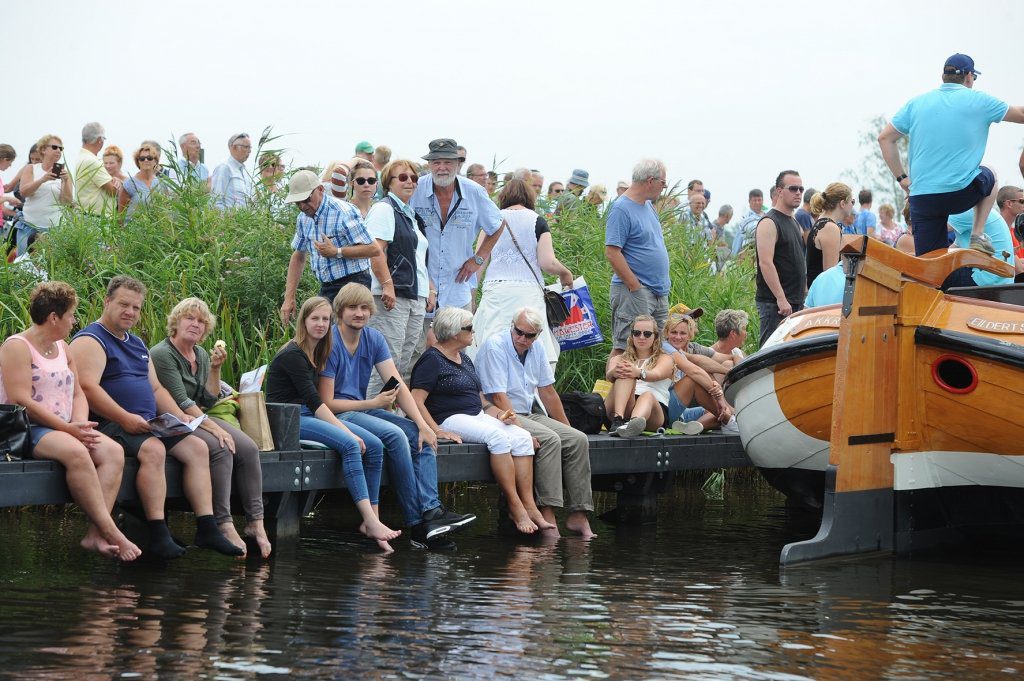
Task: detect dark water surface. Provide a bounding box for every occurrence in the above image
[2,478,1023,679]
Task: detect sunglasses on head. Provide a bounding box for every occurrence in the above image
[354,176,377,186]
[631,330,654,338]
[513,326,538,339]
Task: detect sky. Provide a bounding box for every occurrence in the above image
[5,1,1024,219]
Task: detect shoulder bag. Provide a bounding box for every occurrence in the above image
[505,219,570,327]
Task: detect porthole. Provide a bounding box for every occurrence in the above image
[931,354,978,394]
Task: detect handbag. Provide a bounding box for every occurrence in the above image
[546,277,605,351]
[237,392,275,451]
[504,222,571,327]
[0,404,32,462]
[558,392,608,434]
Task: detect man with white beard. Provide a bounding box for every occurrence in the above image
[410,138,505,314]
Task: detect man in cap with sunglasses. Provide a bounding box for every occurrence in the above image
[476,307,595,539]
[280,170,382,323]
[879,53,1024,273]
[755,170,807,347]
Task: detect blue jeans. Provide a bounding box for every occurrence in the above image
[15,221,40,257]
[299,415,383,505]
[337,409,440,525]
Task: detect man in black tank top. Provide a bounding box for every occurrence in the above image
[755,170,807,347]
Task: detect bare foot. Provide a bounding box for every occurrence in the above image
[527,508,558,532]
[565,511,597,540]
[219,521,248,558]
[244,521,273,559]
[100,528,142,562]
[360,519,401,552]
[508,507,538,534]
[80,529,120,559]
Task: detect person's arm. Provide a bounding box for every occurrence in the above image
[150,346,196,411]
[755,217,793,316]
[280,249,307,325]
[17,164,51,198]
[457,221,506,283]
[70,336,151,433]
[117,183,130,213]
[645,354,676,382]
[58,168,73,204]
[410,388,462,443]
[878,123,911,194]
[1003,105,1024,124]
[605,245,641,291]
[686,352,730,376]
[537,384,570,427]
[369,238,395,309]
[1019,146,1024,181]
[317,373,395,414]
[102,178,120,196]
[536,232,574,288]
[149,360,193,420]
[0,341,76,431]
[819,222,842,271]
[377,358,437,451]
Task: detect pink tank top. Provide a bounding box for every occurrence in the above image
[0,334,74,422]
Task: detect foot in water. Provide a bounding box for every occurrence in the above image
[508,503,539,534]
[195,515,245,556]
[218,521,248,557]
[149,519,186,559]
[244,520,273,559]
[81,524,141,561]
[565,511,597,540]
[527,508,557,531]
[360,519,401,553]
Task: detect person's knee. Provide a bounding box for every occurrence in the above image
[137,439,166,467]
[484,430,512,454]
[174,437,210,466]
[96,438,125,467]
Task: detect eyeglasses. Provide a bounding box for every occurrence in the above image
[631,330,654,338]
[354,176,378,186]
[513,326,538,339]
[784,185,804,193]
[1014,198,1024,205]
[461,325,474,332]
[49,144,64,151]
[552,188,564,194]
[468,173,486,179]
[457,157,466,163]
[396,173,418,183]
[138,156,156,162]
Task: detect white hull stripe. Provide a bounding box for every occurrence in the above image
[893,451,1024,491]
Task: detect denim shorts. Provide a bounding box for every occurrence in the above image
[29,424,57,449]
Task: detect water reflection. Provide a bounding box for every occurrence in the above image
[1,481,1023,679]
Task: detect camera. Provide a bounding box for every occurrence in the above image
[51,162,64,178]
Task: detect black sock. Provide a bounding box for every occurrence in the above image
[148,519,186,559]
[194,515,245,556]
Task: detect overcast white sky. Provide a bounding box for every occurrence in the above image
[5,1,1024,217]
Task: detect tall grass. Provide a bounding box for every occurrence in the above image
[1,166,757,391]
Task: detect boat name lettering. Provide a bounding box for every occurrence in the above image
[965,316,1024,334]
[790,314,841,337]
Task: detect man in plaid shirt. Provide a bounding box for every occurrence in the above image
[281,170,382,323]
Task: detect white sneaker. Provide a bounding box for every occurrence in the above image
[721,417,740,434]
[671,420,704,435]
[616,416,647,438]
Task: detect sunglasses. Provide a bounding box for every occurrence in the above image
[461,325,474,332]
[354,176,377,186]
[396,173,418,183]
[552,188,564,194]
[631,330,654,338]
[49,144,64,151]
[784,185,804,193]
[138,156,156,162]
[513,326,538,339]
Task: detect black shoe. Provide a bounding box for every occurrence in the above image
[609,415,624,436]
[410,520,452,549]
[422,505,477,530]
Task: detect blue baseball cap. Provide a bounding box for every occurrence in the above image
[944,53,980,77]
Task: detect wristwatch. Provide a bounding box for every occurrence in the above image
[640,367,647,380]
[472,255,485,266]
[895,173,908,183]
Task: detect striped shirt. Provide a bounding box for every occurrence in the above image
[291,195,373,283]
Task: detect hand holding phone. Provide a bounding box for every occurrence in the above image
[377,376,400,395]
[51,162,64,179]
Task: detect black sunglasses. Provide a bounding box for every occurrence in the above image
[461,325,474,332]
[513,326,538,339]
[631,330,654,338]
[138,156,156,162]
[784,185,804,193]
[354,176,377,186]
[50,144,64,151]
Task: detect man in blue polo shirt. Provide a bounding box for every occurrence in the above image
[879,53,1024,274]
[605,159,671,355]
[317,283,477,550]
[476,307,595,539]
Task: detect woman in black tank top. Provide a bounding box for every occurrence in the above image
[806,183,853,288]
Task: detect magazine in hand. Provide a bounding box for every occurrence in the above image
[148,413,206,437]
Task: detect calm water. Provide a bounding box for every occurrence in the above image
[2,478,1023,680]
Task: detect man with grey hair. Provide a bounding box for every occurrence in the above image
[175,132,210,187]
[711,309,749,360]
[605,159,671,355]
[465,163,488,188]
[477,307,596,539]
[74,121,120,214]
[530,171,544,197]
[210,133,253,209]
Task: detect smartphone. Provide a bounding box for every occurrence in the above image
[378,376,400,395]
[51,162,64,178]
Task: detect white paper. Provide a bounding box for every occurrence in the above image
[148,413,207,437]
[239,365,267,393]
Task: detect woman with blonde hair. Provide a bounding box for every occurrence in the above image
[604,314,675,438]
[876,203,903,246]
[661,312,733,434]
[585,184,607,208]
[13,133,72,255]
[117,142,163,219]
[806,182,854,288]
[151,297,270,558]
[102,145,129,182]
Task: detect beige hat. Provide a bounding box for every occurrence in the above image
[284,170,320,203]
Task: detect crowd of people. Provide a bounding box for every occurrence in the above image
[3,53,1024,561]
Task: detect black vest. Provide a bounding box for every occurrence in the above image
[755,209,807,304]
[384,196,426,300]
